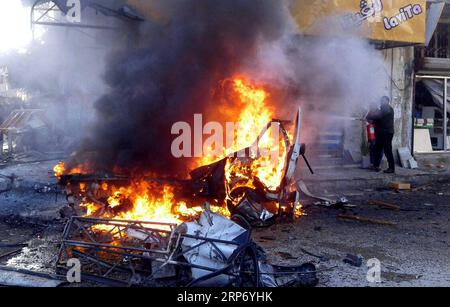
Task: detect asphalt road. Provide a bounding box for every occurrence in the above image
[0,160,449,287]
[255,181,450,286]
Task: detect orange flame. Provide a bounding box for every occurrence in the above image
[53,162,66,178]
[80,181,229,226]
[55,76,300,227]
[53,161,85,177]
[201,77,287,191]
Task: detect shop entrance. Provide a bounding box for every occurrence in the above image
[414,75,449,153]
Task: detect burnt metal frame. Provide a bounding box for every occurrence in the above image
[56,216,258,287]
[222,119,294,220]
[229,114,304,218]
[58,111,305,222]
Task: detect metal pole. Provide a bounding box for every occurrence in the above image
[411,75,417,156]
[416,75,450,80]
[444,78,448,151]
[32,21,118,30]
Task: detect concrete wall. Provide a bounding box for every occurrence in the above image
[343,117,364,163]
[381,47,415,155]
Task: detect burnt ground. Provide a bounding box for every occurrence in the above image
[0,160,449,287]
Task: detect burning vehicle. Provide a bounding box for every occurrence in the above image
[53,77,316,287]
[54,78,310,227]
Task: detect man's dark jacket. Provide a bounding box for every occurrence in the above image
[366,104,394,134]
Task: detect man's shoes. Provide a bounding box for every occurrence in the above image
[383,168,395,174]
[369,166,382,172]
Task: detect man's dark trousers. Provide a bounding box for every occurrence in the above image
[374,133,395,170]
[369,140,382,166]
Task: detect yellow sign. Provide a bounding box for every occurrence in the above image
[289,0,427,44]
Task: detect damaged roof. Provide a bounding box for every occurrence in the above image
[47,0,159,21]
[0,109,50,132]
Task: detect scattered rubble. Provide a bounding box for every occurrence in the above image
[338,214,396,226]
[368,200,401,211]
[297,180,352,208]
[56,207,318,287]
[397,147,418,169]
[343,254,364,267]
[389,182,412,191]
[0,265,64,287]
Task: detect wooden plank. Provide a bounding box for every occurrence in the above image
[368,200,401,210]
[338,214,396,226]
[0,248,23,260]
[389,182,411,190]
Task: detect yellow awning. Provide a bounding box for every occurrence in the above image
[289,0,427,44]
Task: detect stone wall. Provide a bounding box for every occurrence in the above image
[381,46,415,154]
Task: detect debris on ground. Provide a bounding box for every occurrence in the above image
[368,200,400,210]
[389,182,411,191]
[0,248,23,260]
[0,265,64,287]
[397,147,418,169]
[338,214,396,226]
[260,236,277,241]
[259,262,318,287]
[300,248,329,262]
[412,183,432,191]
[277,251,297,260]
[343,254,364,267]
[297,180,353,208]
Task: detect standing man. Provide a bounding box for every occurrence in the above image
[366,96,396,174]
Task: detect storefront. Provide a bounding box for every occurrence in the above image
[414,75,449,153]
[414,3,450,155]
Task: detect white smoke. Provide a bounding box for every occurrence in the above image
[243,2,389,153]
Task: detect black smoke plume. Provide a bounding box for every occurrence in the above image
[70,0,290,176]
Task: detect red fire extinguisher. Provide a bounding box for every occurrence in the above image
[367,123,376,142]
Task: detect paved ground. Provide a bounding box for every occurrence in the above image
[0,160,64,220]
[255,181,450,286]
[297,162,450,195]
[0,160,449,287]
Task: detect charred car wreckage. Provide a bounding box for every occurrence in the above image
[55,108,319,287]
